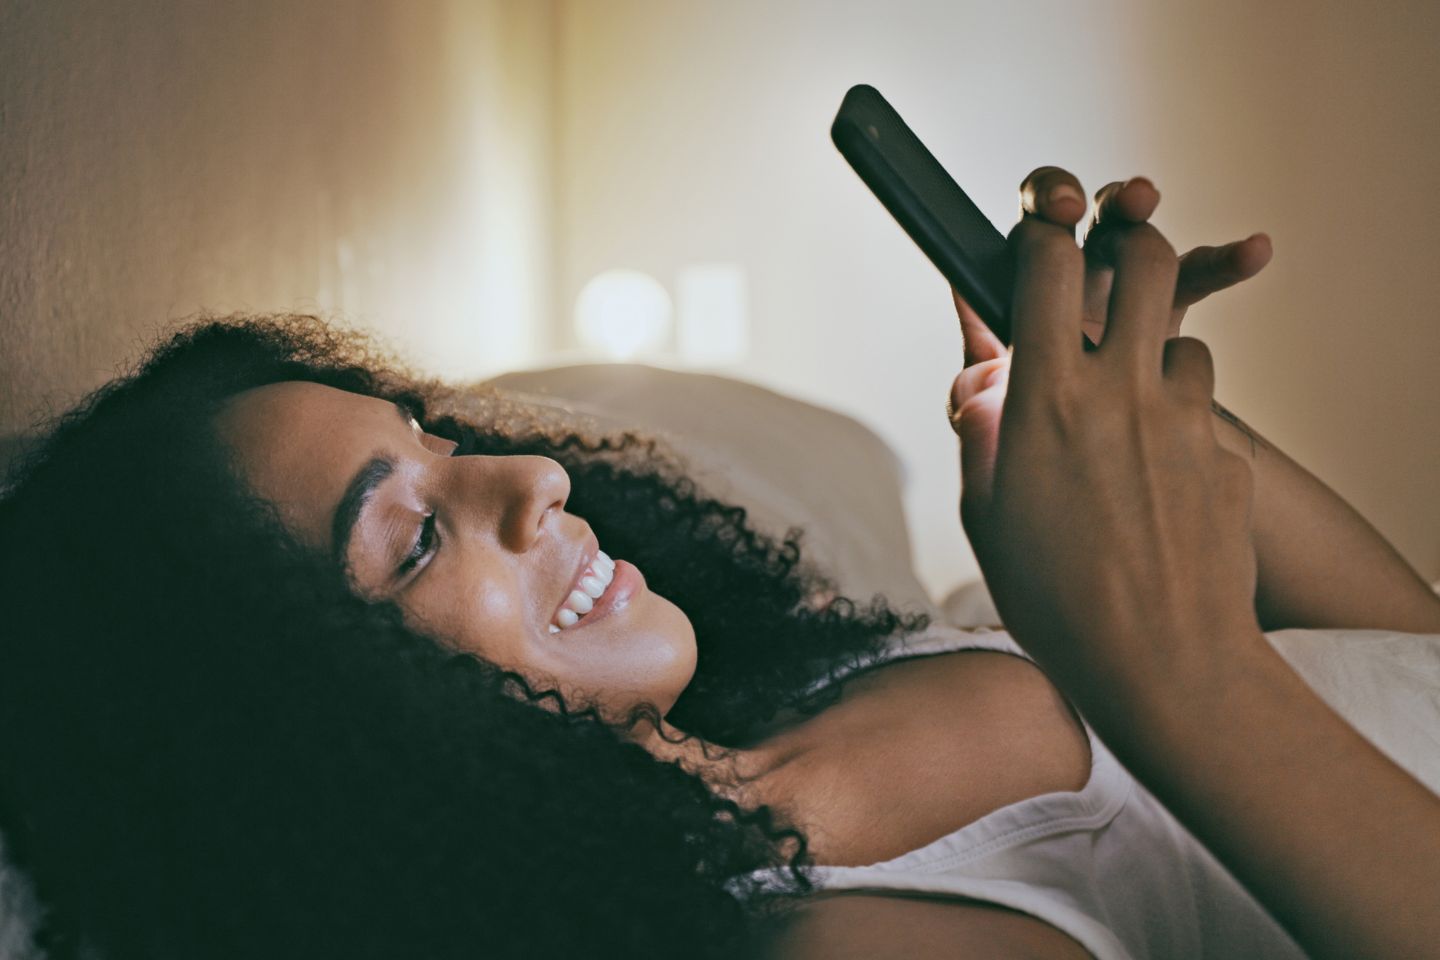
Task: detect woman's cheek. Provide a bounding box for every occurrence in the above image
[404,573,522,663]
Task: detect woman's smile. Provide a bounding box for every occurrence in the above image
[551,553,649,632]
[552,544,616,632]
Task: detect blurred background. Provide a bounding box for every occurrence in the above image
[2,0,1437,601]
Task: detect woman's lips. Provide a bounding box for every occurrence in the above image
[566,559,645,629]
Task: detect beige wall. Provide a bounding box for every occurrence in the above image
[0,0,556,431]
[4,0,1437,600]
[554,0,1440,595]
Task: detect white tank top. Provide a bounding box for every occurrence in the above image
[729,623,1440,959]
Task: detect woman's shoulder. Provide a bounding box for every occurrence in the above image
[759,892,1093,960]
[754,644,1091,868]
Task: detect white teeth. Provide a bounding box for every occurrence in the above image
[550,553,618,632]
[567,589,594,614]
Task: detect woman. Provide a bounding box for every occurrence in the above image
[0,171,1435,960]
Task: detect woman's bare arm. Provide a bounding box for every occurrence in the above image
[1207,400,1440,632]
[761,894,1092,960]
[1106,628,1440,960]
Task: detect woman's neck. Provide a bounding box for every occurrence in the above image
[628,716,804,810]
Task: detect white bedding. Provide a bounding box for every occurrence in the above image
[1265,628,1440,794]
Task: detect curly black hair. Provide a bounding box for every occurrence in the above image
[0,315,931,959]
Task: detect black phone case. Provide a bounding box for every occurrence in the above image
[831,84,1015,345]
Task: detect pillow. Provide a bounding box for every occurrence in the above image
[938,578,1002,630]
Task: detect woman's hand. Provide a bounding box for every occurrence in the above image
[945,173,1273,618]
[953,170,1440,637]
[954,171,1262,701]
[946,169,1272,485]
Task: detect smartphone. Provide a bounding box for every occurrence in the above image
[831,84,1016,345]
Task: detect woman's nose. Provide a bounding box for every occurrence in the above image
[453,454,570,553]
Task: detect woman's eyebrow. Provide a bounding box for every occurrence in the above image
[329,402,423,565]
[331,455,396,566]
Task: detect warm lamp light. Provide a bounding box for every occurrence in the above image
[574,269,673,360]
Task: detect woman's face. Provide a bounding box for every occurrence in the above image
[214,381,698,717]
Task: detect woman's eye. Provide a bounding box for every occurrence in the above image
[399,512,438,575]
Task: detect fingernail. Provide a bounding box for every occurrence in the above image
[1047,183,1083,207]
[984,367,1009,390]
[1229,233,1266,251]
[1122,176,1155,192]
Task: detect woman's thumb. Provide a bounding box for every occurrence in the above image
[952,368,1006,509]
[950,358,1009,428]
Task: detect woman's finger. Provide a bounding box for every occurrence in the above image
[1076,178,1160,346]
[1090,177,1159,229]
[954,372,1007,510]
[953,288,1007,366]
[1007,215,1086,377]
[1162,335,1217,405]
[1018,166,1088,232]
[949,356,1010,422]
[1083,177,1161,268]
[1100,222,1178,365]
[1174,233,1274,308]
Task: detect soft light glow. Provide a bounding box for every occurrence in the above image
[677,263,749,366]
[574,269,673,360]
